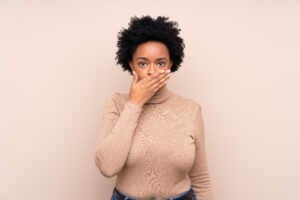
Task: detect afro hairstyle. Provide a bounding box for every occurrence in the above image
[115,15,185,75]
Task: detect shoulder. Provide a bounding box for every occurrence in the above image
[169,90,202,113]
[105,91,128,103]
[104,91,129,112]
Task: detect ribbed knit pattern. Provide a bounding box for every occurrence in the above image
[95,85,214,200]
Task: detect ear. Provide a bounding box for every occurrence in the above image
[128,60,134,71]
[169,60,173,69]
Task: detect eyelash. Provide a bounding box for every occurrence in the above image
[138,62,165,67]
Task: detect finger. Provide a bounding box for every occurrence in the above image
[152,79,168,93]
[148,70,169,86]
[150,72,170,85]
[150,73,169,91]
[146,70,165,82]
[139,70,164,86]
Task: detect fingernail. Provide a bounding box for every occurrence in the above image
[167,69,170,73]
[160,70,164,73]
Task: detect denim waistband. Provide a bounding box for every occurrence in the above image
[112,186,195,200]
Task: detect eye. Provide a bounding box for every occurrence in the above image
[138,62,147,67]
[157,62,165,67]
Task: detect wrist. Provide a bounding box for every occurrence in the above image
[128,99,144,107]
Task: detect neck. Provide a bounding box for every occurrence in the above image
[145,85,171,104]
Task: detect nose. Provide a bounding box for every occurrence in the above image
[147,63,157,75]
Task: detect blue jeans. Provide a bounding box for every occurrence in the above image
[111,186,196,200]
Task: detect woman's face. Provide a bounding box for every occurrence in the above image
[128,41,173,80]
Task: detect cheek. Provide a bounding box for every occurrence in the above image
[137,71,147,80]
[139,74,147,80]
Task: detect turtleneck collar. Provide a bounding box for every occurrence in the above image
[145,85,171,104]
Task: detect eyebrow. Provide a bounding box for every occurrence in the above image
[136,57,167,61]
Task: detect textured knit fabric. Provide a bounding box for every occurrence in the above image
[94,85,214,200]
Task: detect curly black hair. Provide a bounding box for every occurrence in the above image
[115,15,185,75]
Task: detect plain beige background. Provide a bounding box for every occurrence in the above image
[1,0,299,200]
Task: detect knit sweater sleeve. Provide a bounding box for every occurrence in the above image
[188,105,214,200]
[94,93,143,178]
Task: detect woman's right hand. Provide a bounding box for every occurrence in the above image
[129,69,171,107]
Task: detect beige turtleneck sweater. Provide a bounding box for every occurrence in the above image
[94,85,214,200]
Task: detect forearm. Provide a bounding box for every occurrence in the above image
[94,101,143,177]
[190,172,214,200]
[190,104,215,200]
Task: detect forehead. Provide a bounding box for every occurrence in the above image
[133,41,169,59]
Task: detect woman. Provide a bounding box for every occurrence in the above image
[94,15,214,200]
